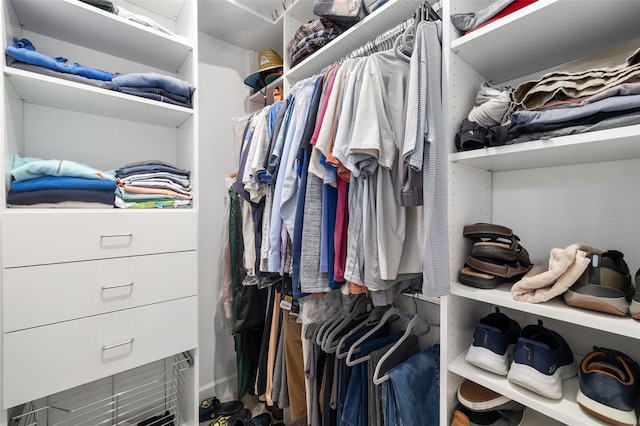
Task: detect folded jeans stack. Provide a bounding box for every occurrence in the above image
[458,223,532,289]
[112,73,196,108]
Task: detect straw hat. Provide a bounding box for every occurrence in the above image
[244,49,283,91]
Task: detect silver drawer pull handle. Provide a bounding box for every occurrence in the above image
[102,338,134,351]
[101,282,134,290]
[101,233,133,238]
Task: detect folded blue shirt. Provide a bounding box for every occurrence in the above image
[6,38,114,81]
[11,176,117,192]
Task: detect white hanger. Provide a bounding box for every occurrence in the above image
[345,306,404,367]
[372,314,438,385]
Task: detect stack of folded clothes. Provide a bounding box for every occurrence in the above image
[5,39,196,108]
[115,160,192,209]
[5,38,115,89]
[7,155,116,208]
[112,72,195,108]
[287,18,344,68]
[455,37,640,151]
[458,223,532,289]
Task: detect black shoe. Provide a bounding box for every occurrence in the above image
[228,408,252,426]
[199,397,221,423]
[564,250,635,316]
[201,399,244,423]
[249,413,272,426]
[630,268,640,320]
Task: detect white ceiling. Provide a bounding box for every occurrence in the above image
[198,0,285,53]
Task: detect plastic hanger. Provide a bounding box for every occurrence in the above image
[315,318,337,346]
[372,315,423,384]
[335,306,388,359]
[372,311,440,385]
[322,296,372,353]
[345,306,405,367]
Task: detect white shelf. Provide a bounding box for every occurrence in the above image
[450,283,640,340]
[449,354,608,426]
[286,0,423,81]
[10,0,194,72]
[5,67,193,128]
[450,0,640,83]
[449,125,640,172]
[249,75,283,106]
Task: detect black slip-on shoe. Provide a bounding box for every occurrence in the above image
[564,250,635,316]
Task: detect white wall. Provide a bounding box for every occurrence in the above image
[197,30,251,400]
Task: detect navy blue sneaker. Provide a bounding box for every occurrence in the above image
[465,308,521,376]
[506,320,577,399]
[577,347,640,426]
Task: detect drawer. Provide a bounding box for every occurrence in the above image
[2,296,197,409]
[3,251,197,332]
[1,209,197,267]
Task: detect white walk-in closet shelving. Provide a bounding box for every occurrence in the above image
[0,0,199,424]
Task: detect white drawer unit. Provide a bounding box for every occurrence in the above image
[1,210,198,267]
[3,250,197,332]
[2,296,198,409]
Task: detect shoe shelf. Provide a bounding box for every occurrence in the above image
[448,125,640,172]
[449,354,604,426]
[449,0,640,84]
[450,282,640,340]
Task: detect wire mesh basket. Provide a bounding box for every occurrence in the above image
[9,353,192,426]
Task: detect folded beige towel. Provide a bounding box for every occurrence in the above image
[511,243,603,303]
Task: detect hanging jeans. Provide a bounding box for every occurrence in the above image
[340,331,403,426]
[382,343,440,426]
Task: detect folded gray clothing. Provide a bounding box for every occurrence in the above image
[514,37,640,110]
[6,56,114,90]
[451,0,514,31]
[124,160,181,169]
[507,109,640,145]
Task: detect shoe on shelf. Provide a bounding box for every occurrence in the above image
[576,346,640,426]
[457,379,525,412]
[465,308,521,376]
[506,320,577,400]
[564,250,635,316]
[629,268,640,320]
[450,404,525,426]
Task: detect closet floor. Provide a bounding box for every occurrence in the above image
[198,394,307,426]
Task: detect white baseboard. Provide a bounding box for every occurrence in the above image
[199,374,237,402]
